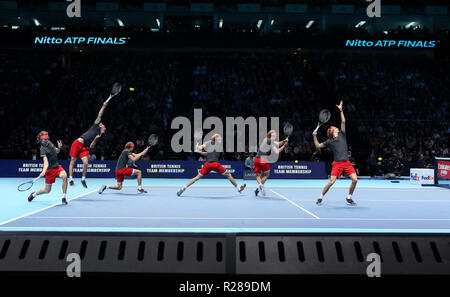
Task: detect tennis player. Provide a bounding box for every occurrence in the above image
[98,142,149,194]
[177,134,246,196]
[68,102,107,188]
[28,131,68,205]
[313,101,357,206]
[254,130,288,196]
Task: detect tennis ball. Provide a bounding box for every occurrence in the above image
[129,87,135,91]
[295,160,298,163]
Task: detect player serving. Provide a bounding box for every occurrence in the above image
[177,134,246,196]
[313,101,357,206]
[98,142,149,194]
[68,102,107,188]
[28,131,68,205]
[254,130,288,196]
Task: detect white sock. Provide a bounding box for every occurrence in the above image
[62,193,66,198]
[319,194,323,199]
[82,176,86,181]
[32,192,37,197]
[69,176,73,180]
[347,194,352,199]
[138,185,142,190]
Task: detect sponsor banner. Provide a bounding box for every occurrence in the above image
[139,161,243,179]
[0,160,115,178]
[0,160,327,179]
[437,160,450,180]
[270,162,327,179]
[410,168,435,185]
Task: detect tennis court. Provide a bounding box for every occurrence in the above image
[1,178,449,233]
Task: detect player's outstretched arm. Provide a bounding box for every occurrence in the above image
[274,139,288,146]
[129,147,149,162]
[337,100,345,133]
[273,139,288,154]
[312,129,325,149]
[94,101,108,124]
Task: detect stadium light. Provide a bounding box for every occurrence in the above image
[257,19,263,29]
[50,27,65,31]
[405,22,420,29]
[355,21,366,28]
[270,19,274,26]
[218,19,223,28]
[156,18,160,28]
[117,19,124,27]
[32,18,41,26]
[305,20,315,29]
[11,26,19,30]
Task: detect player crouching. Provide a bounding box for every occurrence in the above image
[28,131,68,205]
[98,142,149,194]
[177,134,246,196]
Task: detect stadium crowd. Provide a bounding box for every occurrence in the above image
[0,50,448,176]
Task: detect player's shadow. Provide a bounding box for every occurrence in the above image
[326,205,369,210]
[182,195,241,200]
[106,192,149,196]
[250,196,283,201]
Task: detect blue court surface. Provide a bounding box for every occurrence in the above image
[0,177,449,233]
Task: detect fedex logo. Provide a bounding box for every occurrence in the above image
[421,175,434,181]
[410,173,419,181]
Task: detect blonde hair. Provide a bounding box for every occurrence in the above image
[125,142,134,150]
[267,130,276,138]
[36,131,48,143]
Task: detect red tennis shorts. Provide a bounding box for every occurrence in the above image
[199,162,227,176]
[69,139,89,159]
[45,165,65,185]
[254,157,270,174]
[115,168,134,183]
[331,160,356,178]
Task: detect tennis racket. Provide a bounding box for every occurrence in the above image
[315,109,331,131]
[146,134,159,149]
[105,82,122,103]
[244,156,255,169]
[17,176,41,192]
[283,122,293,140]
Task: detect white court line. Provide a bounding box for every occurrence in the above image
[272,188,450,192]
[0,190,97,226]
[270,189,320,219]
[23,216,450,221]
[0,227,449,231]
